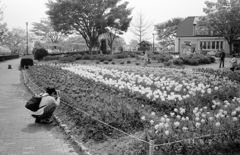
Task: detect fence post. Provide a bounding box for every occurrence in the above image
[149,140,154,155]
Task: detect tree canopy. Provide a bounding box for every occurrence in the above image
[46,0,132,53]
[155,18,184,49]
[202,0,240,54]
[31,19,64,44]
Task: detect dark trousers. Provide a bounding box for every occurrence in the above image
[38,103,56,121]
[219,59,224,68]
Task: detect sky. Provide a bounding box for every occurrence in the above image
[1,0,209,43]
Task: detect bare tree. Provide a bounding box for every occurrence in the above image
[130,12,152,43]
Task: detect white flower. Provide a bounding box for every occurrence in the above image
[165,130,170,136]
[214,86,219,91]
[141,116,146,121]
[231,111,237,116]
[209,117,214,121]
[201,119,206,124]
[151,112,156,116]
[186,117,189,121]
[233,117,238,121]
[150,120,154,125]
[174,108,178,113]
[174,121,180,127]
[160,117,165,122]
[196,122,201,128]
[182,127,188,131]
[195,117,200,121]
[215,122,220,127]
[170,112,175,117]
[176,115,181,119]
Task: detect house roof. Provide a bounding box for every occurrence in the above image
[176,16,195,37]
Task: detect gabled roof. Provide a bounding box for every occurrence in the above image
[176,16,195,37]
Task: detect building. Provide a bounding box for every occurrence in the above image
[175,16,239,55]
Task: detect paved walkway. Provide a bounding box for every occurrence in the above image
[0,58,78,155]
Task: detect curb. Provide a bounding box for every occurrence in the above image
[21,70,91,155]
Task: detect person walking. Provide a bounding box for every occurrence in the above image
[32,87,60,124]
[219,49,225,68]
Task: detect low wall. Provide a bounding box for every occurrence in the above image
[0,55,19,62]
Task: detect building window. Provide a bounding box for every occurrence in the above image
[212,41,215,49]
[199,40,224,50]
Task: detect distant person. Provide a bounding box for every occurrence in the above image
[143,51,149,66]
[32,87,60,124]
[219,49,225,68]
[230,54,238,71]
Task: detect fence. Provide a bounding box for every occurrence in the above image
[22,69,240,155]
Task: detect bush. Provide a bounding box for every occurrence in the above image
[103,61,109,64]
[113,52,129,59]
[20,57,34,69]
[43,55,62,61]
[120,61,125,65]
[96,61,100,64]
[151,53,173,63]
[111,62,115,65]
[180,54,215,66]
[135,62,140,66]
[59,56,76,63]
[33,48,48,60]
[164,60,172,66]
[126,60,131,64]
[173,58,184,65]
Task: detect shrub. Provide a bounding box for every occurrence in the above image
[59,56,76,63]
[81,54,92,60]
[120,61,125,64]
[135,62,140,65]
[164,60,172,66]
[173,58,184,65]
[111,62,115,65]
[20,57,34,69]
[113,52,128,59]
[96,61,100,64]
[33,48,48,60]
[126,60,131,64]
[179,54,215,66]
[43,55,62,61]
[152,53,173,63]
[103,61,109,64]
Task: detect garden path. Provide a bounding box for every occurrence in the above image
[0,58,79,155]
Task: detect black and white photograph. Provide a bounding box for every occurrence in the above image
[0,0,240,154]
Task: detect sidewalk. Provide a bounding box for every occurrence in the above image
[0,58,78,155]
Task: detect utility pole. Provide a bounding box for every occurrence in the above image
[26,22,29,55]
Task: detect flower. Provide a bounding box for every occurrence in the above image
[151,112,156,116]
[165,130,170,136]
[182,127,188,132]
[150,120,154,125]
[174,121,180,127]
[196,122,201,128]
[215,122,221,127]
[141,116,146,121]
[233,117,238,121]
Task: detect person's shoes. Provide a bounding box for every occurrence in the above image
[40,119,53,124]
[31,114,41,123]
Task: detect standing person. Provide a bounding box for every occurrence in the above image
[32,87,60,124]
[219,48,225,68]
[230,54,238,71]
[143,51,149,67]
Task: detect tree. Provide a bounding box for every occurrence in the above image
[31,19,64,44]
[155,18,184,49]
[203,0,240,54]
[128,39,138,51]
[1,28,26,54]
[46,0,132,54]
[131,12,152,43]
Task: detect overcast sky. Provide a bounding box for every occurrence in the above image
[1,0,210,43]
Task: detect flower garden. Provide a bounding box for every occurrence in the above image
[26,63,240,155]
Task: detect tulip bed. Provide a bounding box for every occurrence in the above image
[26,63,240,154]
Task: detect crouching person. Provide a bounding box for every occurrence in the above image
[32,87,60,124]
